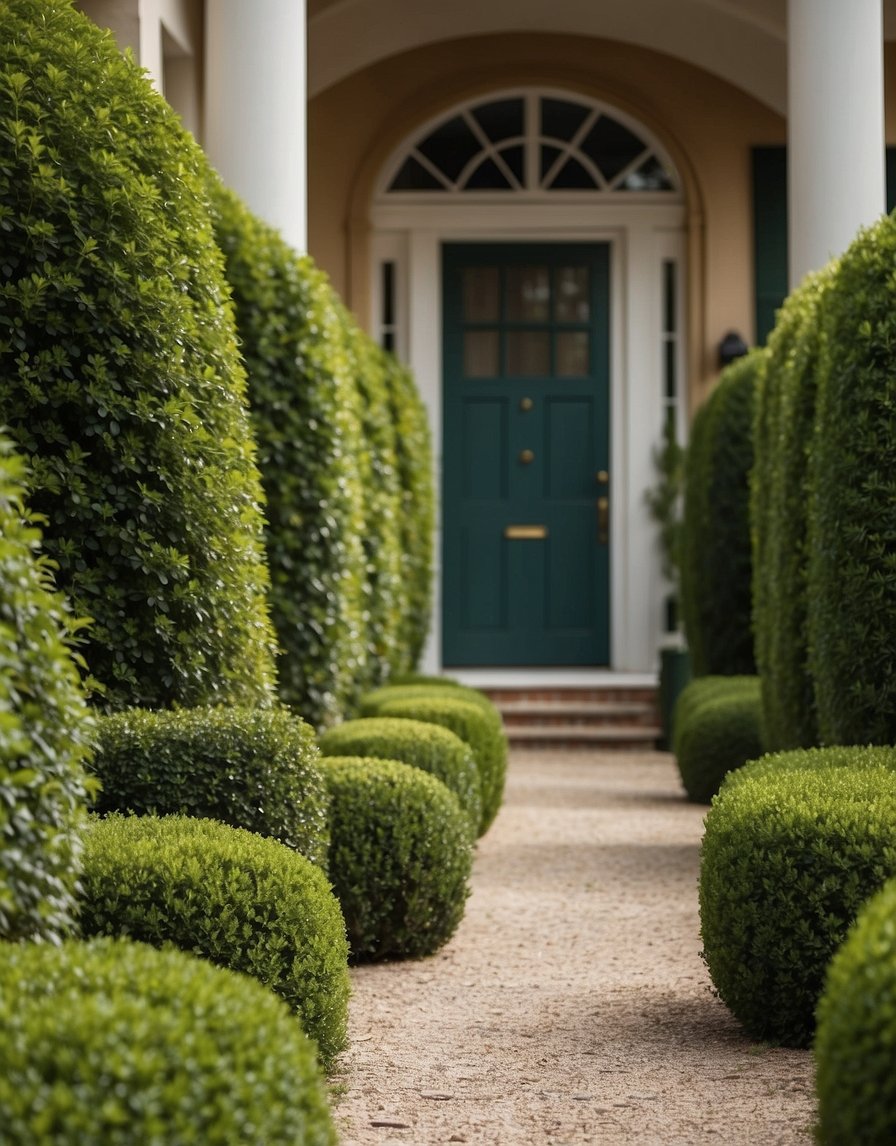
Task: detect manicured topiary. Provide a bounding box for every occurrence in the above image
[0,937,336,1145]
[681,350,763,676]
[388,673,462,688]
[808,214,896,744]
[90,705,330,868]
[208,181,367,727]
[0,0,278,711]
[375,695,507,834]
[752,269,832,751]
[318,717,482,839]
[322,756,472,961]
[815,878,896,1145]
[700,746,896,1046]
[360,681,499,719]
[672,675,762,802]
[79,815,350,1066]
[382,353,435,669]
[0,434,96,941]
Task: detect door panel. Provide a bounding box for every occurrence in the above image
[443,242,610,666]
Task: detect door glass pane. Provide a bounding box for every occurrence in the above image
[506,331,550,376]
[555,267,590,322]
[463,267,500,322]
[464,331,499,377]
[506,266,550,321]
[556,332,590,376]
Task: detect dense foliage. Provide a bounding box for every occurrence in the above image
[79,815,350,1065]
[0,938,336,1145]
[322,756,472,961]
[90,705,330,868]
[0,0,278,710]
[319,717,481,839]
[681,350,762,676]
[700,746,896,1046]
[672,676,762,803]
[0,434,95,941]
[815,878,896,1145]
[807,213,896,744]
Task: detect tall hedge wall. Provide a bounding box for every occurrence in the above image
[0,435,95,942]
[0,0,278,710]
[681,350,763,677]
[752,270,832,751]
[808,213,896,744]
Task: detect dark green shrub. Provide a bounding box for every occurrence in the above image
[360,681,499,719]
[808,214,896,744]
[388,672,462,688]
[0,434,96,941]
[79,814,350,1066]
[90,705,330,868]
[0,937,336,1145]
[322,756,472,961]
[318,717,482,839]
[375,695,507,834]
[0,0,279,710]
[815,878,896,1145]
[699,746,896,1046]
[382,354,434,669]
[752,269,833,751]
[208,182,367,727]
[681,349,763,676]
[672,675,762,802]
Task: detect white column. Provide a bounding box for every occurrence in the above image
[205,0,306,253]
[788,0,884,287]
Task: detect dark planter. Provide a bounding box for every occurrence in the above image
[658,644,692,751]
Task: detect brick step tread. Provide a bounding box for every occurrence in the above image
[496,701,655,718]
[507,723,661,742]
[484,689,658,705]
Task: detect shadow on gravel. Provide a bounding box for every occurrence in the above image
[477,840,699,887]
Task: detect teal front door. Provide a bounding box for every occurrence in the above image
[442,243,611,666]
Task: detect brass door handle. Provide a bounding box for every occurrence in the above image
[597,496,609,544]
[519,449,534,465]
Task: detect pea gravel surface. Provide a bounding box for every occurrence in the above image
[332,749,814,1144]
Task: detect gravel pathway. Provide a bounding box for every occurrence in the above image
[332,749,815,1145]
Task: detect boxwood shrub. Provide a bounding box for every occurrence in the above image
[322,756,472,961]
[700,746,896,1046]
[374,695,507,834]
[90,705,330,868]
[0,937,336,1145]
[815,878,896,1145]
[208,180,366,728]
[318,717,482,839]
[0,434,96,942]
[808,213,896,744]
[79,814,350,1066]
[680,350,763,677]
[672,675,762,803]
[360,681,499,719]
[752,270,832,751]
[0,0,278,710]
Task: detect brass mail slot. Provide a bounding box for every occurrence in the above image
[504,524,548,540]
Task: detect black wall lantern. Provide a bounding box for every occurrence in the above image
[718,330,749,369]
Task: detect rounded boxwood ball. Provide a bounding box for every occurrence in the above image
[79,814,349,1066]
[360,682,499,719]
[816,878,896,1144]
[700,746,896,1046]
[322,756,472,961]
[0,937,336,1145]
[673,676,762,803]
[318,717,481,839]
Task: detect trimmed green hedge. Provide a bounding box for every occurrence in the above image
[0,0,278,710]
[752,269,832,751]
[375,695,507,834]
[816,878,896,1145]
[700,746,896,1046]
[672,676,762,803]
[90,705,330,868]
[0,434,95,941]
[318,717,482,839]
[808,213,896,744]
[322,756,472,961]
[79,815,350,1066]
[209,181,366,728]
[360,681,499,719]
[0,938,336,1145]
[681,350,763,677]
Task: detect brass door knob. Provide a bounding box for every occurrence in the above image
[519,449,535,465]
[520,397,534,412]
[596,469,609,485]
